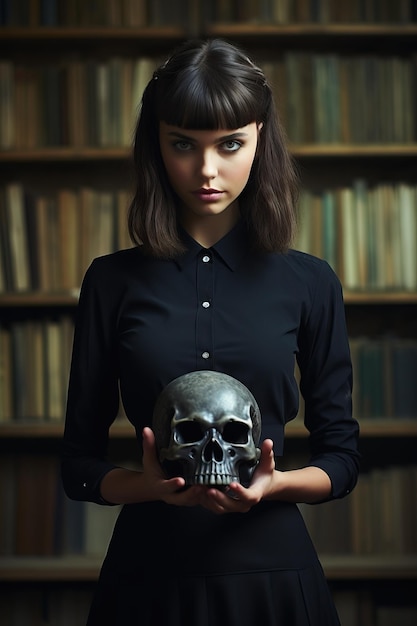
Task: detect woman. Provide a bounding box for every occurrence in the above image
[62,38,360,625]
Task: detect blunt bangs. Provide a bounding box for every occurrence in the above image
[154,40,267,130]
[156,74,260,130]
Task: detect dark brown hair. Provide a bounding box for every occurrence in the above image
[128,38,298,258]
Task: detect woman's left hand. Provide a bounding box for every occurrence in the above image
[198,438,276,515]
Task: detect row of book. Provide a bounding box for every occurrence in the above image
[296,181,417,291]
[0,587,92,626]
[350,338,417,419]
[0,317,74,422]
[0,455,122,558]
[203,0,417,24]
[1,317,417,422]
[262,54,416,144]
[298,464,417,555]
[332,591,417,626]
[1,53,416,149]
[0,184,132,294]
[2,180,417,296]
[0,57,156,149]
[1,454,415,558]
[1,0,417,27]
[0,0,187,27]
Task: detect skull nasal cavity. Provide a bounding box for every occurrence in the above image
[203,439,223,462]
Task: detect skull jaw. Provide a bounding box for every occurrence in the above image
[161,453,260,488]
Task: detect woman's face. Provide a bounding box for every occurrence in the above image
[159,121,261,239]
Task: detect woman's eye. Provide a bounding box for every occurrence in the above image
[173,141,192,151]
[222,140,242,152]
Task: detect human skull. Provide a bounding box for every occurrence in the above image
[152,371,261,488]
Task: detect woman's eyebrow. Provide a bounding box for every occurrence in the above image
[167,131,248,143]
[167,131,196,142]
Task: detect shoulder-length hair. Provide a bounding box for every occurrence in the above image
[128,38,298,258]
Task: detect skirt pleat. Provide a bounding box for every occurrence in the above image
[86,500,340,626]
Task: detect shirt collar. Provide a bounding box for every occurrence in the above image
[175,221,248,271]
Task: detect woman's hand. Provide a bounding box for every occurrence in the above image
[141,426,205,507]
[102,429,331,508]
[142,430,277,513]
[197,438,277,515]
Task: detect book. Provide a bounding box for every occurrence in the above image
[4,183,31,292]
[44,320,65,421]
[398,183,417,291]
[84,502,121,558]
[0,455,16,555]
[26,320,46,420]
[0,326,13,421]
[392,341,417,418]
[10,322,28,420]
[0,61,14,149]
[339,187,359,290]
[58,189,81,291]
[14,455,59,555]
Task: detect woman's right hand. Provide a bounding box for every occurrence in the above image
[141,426,204,507]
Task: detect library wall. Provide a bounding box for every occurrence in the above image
[1,1,417,625]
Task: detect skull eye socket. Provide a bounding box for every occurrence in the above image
[175,421,205,444]
[222,421,249,444]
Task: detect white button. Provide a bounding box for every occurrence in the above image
[202,351,210,359]
[202,301,210,308]
[202,255,210,263]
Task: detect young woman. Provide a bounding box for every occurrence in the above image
[62,38,360,625]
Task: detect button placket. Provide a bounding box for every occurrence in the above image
[196,252,214,366]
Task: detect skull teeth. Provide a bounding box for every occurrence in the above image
[192,475,238,486]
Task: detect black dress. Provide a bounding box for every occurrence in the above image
[62,222,360,625]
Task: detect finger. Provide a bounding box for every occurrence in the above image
[225,482,244,500]
[142,426,156,451]
[261,438,274,456]
[142,427,164,469]
[258,438,275,470]
[203,487,251,514]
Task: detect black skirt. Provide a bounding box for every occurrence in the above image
[87,500,340,626]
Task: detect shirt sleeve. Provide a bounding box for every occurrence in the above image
[296,261,360,500]
[61,259,121,505]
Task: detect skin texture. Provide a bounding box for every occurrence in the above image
[100,122,332,513]
[159,122,261,247]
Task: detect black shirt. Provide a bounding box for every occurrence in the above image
[62,222,360,504]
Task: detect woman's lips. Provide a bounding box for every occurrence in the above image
[193,188,224,201]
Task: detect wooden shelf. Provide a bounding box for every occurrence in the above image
[0,26,187,41]
[0,24,415,41]
[291,144,417,158]
[0,556,103,582]
[0,292,79,307]
[0,554,415,582]
[1,419,416,439]
[321,554,417,580]
[1,290,416,308]
[204,23,417,38]
[0,423,65,438]
[343,292,417,305]
[357,420,417,437]
[287,420,417,438]
[0,148,131,162]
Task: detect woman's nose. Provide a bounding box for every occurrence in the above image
[199,150,218,179]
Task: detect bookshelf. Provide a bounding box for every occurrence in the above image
[1,1,417,624]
